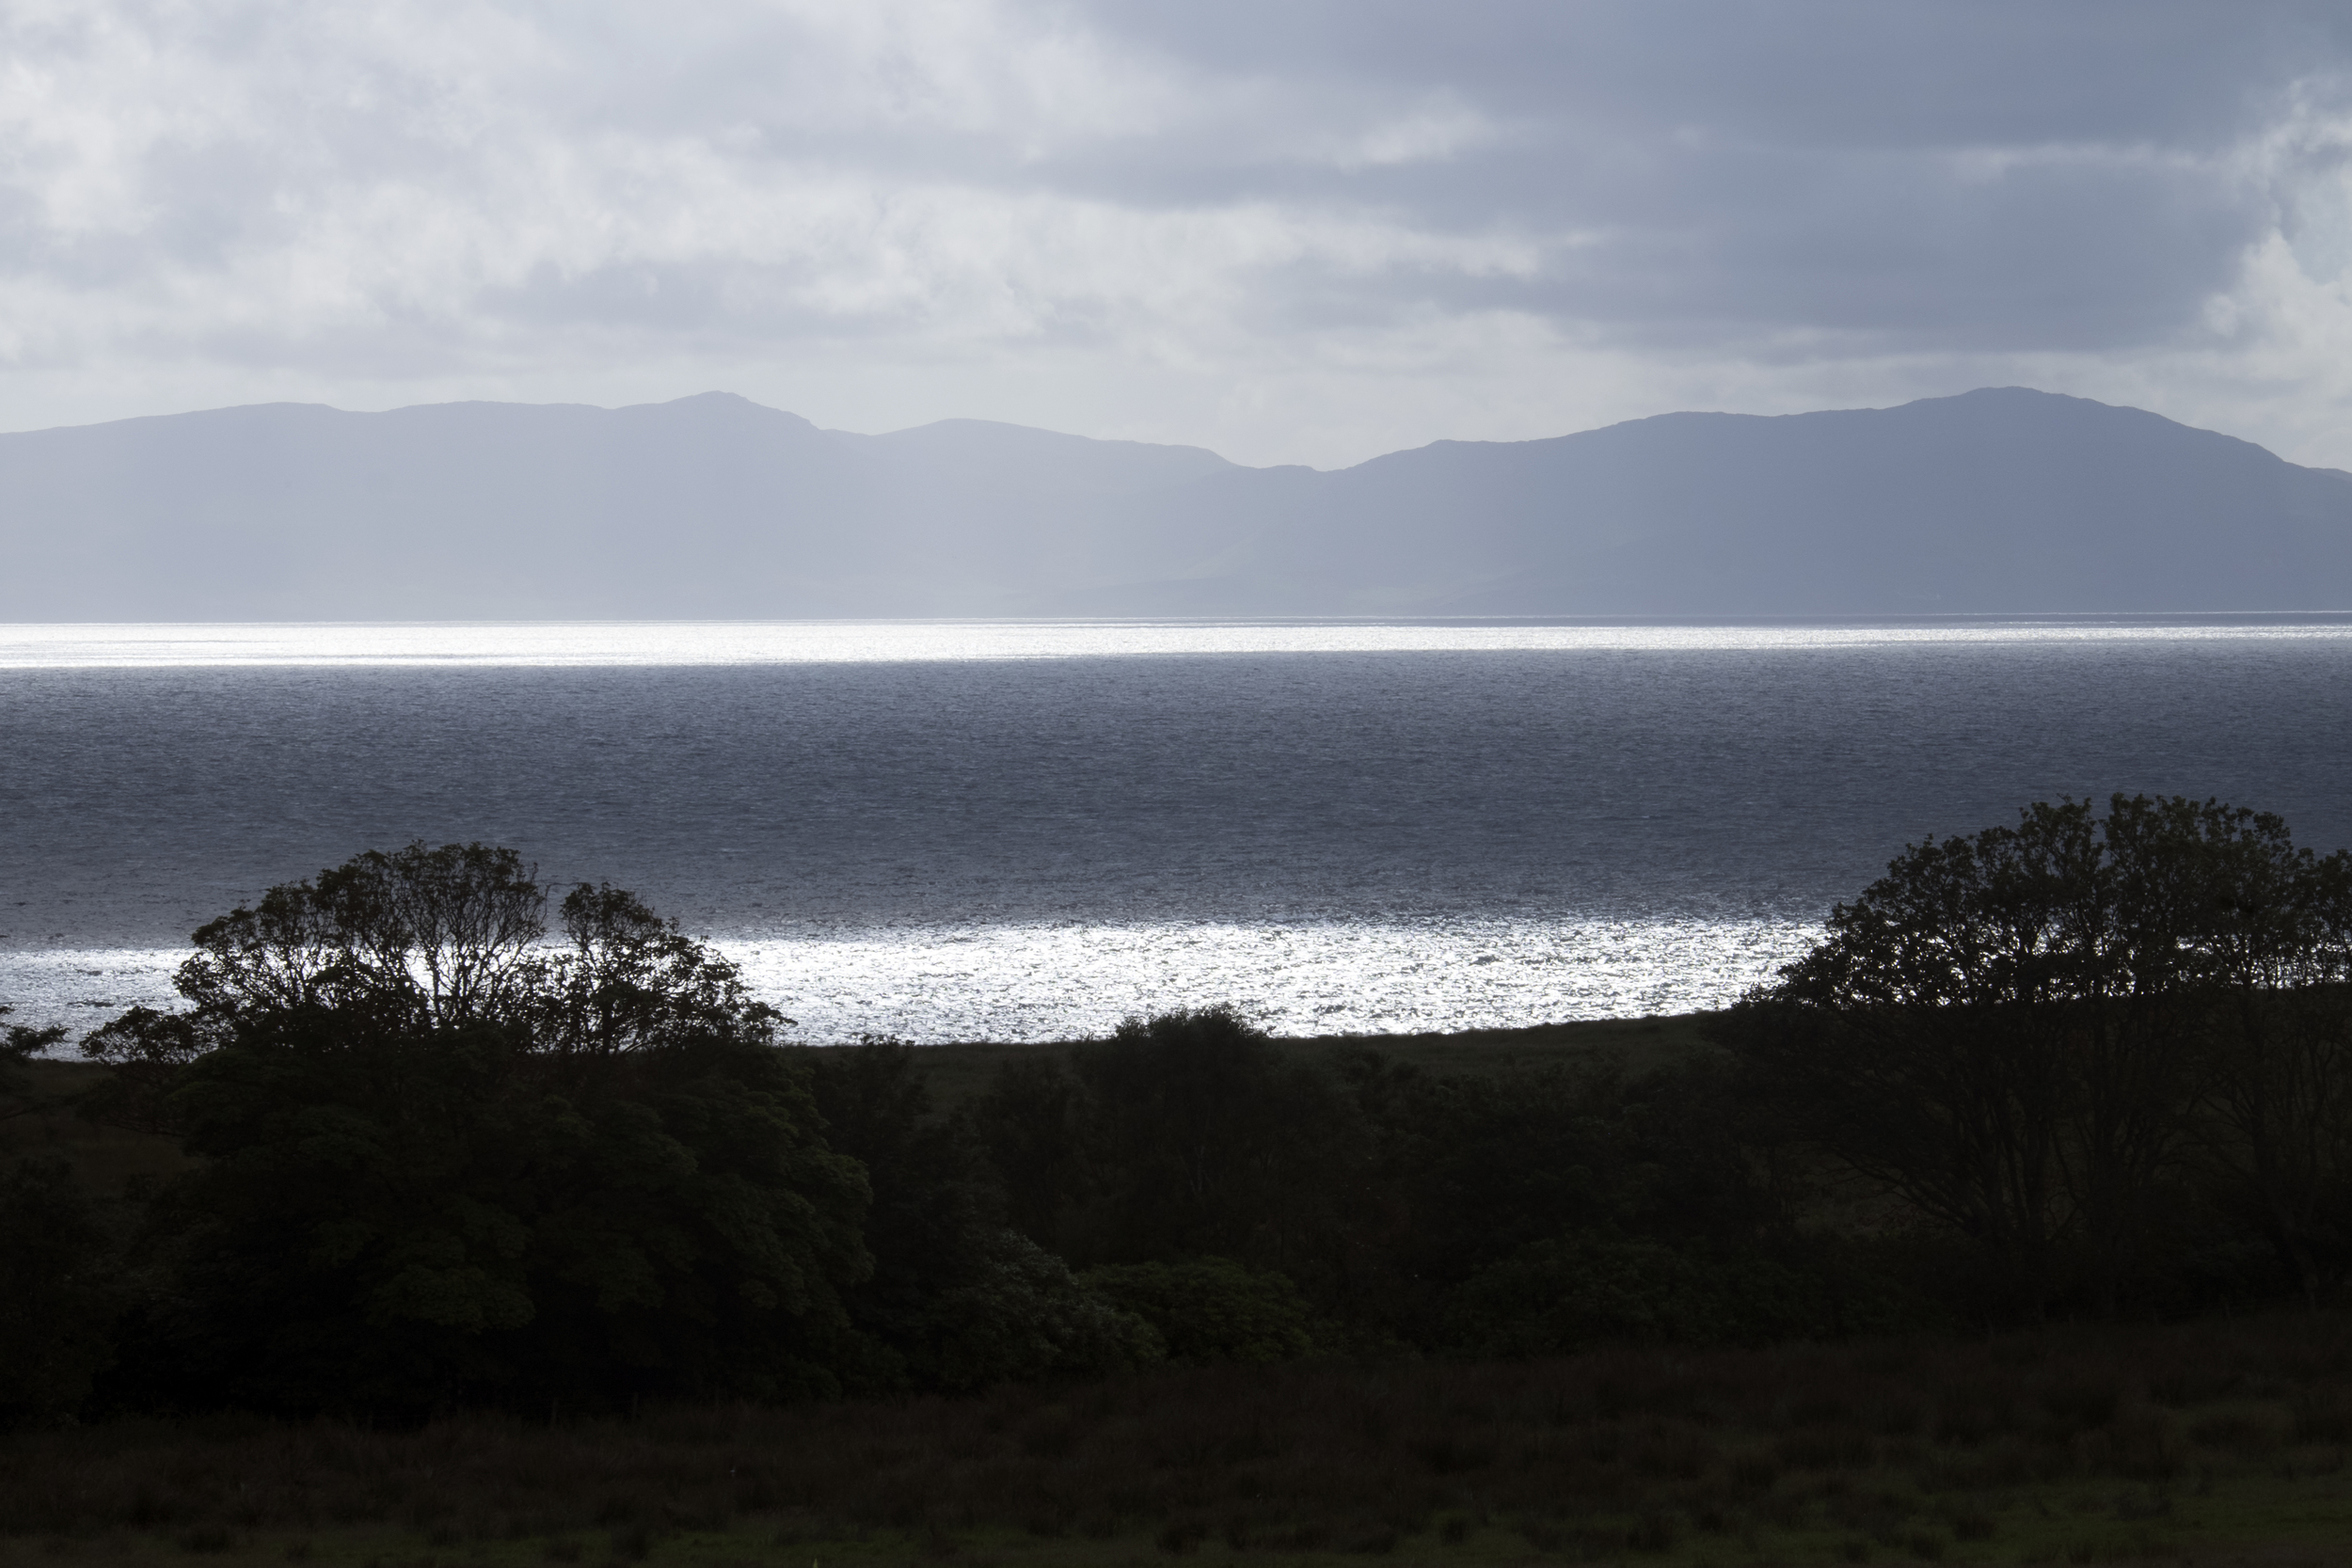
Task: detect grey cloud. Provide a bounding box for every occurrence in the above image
[7,0,2352,464]
[623,2,2335,355]
[1086,1,2343,148]
[1044,2,2331,350]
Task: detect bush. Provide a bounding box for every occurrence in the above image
[927,1231,1168,1387]
[1078,1257,1318,1365]
[1441,1232,1836,1355]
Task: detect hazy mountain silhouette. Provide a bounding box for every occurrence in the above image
[5,387,2348,618]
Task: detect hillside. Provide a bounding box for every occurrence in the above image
[5,387,2347,617]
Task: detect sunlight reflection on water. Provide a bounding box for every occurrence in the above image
[3,917,1820,1044]
[8,616,2352,668]
[11,616,2346,1042]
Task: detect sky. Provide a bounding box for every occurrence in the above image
[5,0,2352,470]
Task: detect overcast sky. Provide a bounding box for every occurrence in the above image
[6,0,2352,468]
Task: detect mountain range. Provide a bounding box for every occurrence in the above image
[5,386,2349,618]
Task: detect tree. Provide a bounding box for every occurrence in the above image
[172,842,548,1037]
[2,1006,67,1122]
[532,879,787,1053]
[2185,814,2352,1300]
[1068,1006,1361,1280]
[961,1052,1090,1256]
[1724,795,2352,1316]
[88,844,868,1415]
[93,843,787,1058]
[803,1039,1162,1391]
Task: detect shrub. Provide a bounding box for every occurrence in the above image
[1077,1257,1318,1365]
[1442,1232,1833,1355]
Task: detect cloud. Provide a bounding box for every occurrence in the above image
[3,0,2351,468]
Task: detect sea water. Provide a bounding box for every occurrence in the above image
[5,617,2349,1041]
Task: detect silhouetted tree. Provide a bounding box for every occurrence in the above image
[1725,794,2352,1316]
[961,1053,1090,1256]
[173,842,548,1037]
[1069,1006,1362,1282]
[90,845,868,1416]
[1331,1046,1811,1349]
[2181,812,2352,1300]
[532,879,790,1054]
[1,1006,67,1124]
[803,1040,1157,1390]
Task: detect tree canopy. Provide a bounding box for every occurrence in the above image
[16,802,2352,1427]
[82,844,871,1415]
[100,842,787,1058]
[1723,794,2352,1313]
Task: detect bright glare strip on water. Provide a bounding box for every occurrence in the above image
[732,917,1823,1043]
[0,917,1820,1045]
[7,617,2352,668]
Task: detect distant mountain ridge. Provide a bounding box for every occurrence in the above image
[5,387,2349,618]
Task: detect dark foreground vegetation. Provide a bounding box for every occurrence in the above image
[8,792,2352,1557]
[8,1314,2352,1563]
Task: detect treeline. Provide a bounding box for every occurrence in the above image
[6,793,2352,1427]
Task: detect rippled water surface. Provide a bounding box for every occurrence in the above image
[6,618,2349,1040]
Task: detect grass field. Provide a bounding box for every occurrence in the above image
[9,1312,2352,1566]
